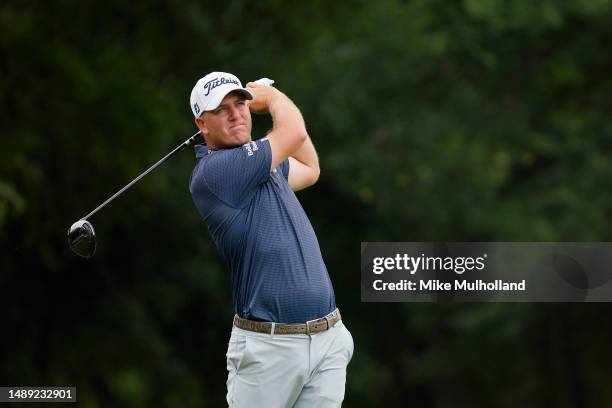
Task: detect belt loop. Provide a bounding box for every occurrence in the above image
[270,322,276,338]
[324,316,331,330]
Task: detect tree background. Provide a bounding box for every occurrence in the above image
[2,0,612,406]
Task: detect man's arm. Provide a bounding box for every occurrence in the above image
[287,136,320,191]
[246,82,307,171]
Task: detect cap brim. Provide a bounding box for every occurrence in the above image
[204,87,253,112]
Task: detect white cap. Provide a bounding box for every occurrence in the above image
[190,72,253,117]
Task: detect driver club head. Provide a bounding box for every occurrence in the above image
[67,219,96,258]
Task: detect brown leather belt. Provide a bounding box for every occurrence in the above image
[233,308,341,335]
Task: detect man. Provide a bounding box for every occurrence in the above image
[188,72,353,407]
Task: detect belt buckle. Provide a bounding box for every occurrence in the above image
[305,318,319,335]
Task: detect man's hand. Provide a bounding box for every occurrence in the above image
[246,82,279,114]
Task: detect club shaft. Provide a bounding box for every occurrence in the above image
[82,131,201,221]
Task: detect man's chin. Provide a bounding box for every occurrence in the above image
[231,131,251,144]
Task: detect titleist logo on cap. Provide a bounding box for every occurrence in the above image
[203,77,240,96]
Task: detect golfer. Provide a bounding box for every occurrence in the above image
[188,72,353,407]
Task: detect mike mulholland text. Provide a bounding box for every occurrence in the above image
[373,279,526,291]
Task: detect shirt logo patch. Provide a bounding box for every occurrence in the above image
[243,142,254,156]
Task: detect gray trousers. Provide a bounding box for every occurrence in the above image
[226,320,354,407]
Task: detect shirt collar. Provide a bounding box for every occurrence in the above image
[194,144,218,159]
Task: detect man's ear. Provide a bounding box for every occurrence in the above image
[194,115,208,136]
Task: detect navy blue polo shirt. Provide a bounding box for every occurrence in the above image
[189,137,336,323]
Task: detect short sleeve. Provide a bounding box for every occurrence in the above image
[279,158,290,181]
[202,138,272,207]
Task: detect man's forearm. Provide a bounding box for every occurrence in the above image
[268,92,308,143]
[290,135,319,170]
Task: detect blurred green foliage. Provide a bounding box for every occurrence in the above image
[2,0,612,406]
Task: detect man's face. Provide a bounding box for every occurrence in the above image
[195,92,252,148]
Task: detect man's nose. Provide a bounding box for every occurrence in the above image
[228,105,241,120]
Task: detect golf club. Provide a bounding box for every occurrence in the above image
[67,131,202,258]
[68,77,275,258]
